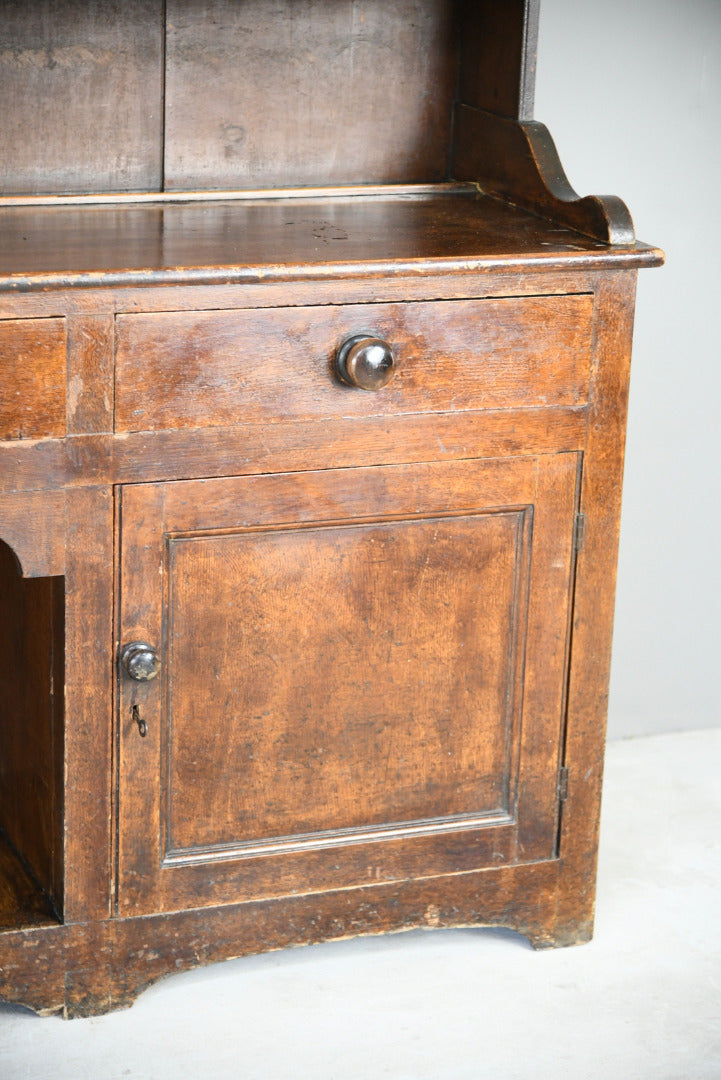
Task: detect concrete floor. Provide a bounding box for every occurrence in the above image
[1,727,719,1079]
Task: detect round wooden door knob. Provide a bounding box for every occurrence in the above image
[120,641,161,681]
[336,335,396,390]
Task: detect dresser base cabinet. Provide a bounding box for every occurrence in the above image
[0,259,661,1017]
[0,1,662,1018]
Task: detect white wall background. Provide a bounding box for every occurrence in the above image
[534,0,721,738]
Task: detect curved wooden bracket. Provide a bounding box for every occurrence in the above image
[0,491,66,577]
[453,105,635,246]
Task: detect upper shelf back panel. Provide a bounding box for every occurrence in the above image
[164,0,458,191]
[0,0,539,197]
[0,0,164,196]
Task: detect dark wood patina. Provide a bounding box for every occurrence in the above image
[0,0,662,1017]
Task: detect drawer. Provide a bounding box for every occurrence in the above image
[0,318,66,440]
[115,295,593,434]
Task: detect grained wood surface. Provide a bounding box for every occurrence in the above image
[0,318,66,440]
[0,0,662,1020]
[0,833,58,932]
[116,454,578,915]
[164,0,457,190]
[0,408,587,498]
[454,107,637,245]
[66,316,114,435]
[0,265,604,322]
[61,487,115,924]
[0,193,663,293]
[0,491,66,578]
[115,295,593,433]
[0,0,653,252]
[0,0,163,195]
[553,271,640,942]
[0,254,652,1009]
[0,857,564,1017]
[164,512,523,848]
[459,0,539,120]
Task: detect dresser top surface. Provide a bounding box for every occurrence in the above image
[0,187,662,292]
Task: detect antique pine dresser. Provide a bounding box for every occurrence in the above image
[0,0,662,1016]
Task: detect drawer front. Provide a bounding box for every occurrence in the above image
[115,295,593,433]
[0,318,66,441]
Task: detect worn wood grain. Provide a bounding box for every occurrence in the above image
[0,0,662,1019]
[0,317,66,440]
[459,0,539,120]
[66,316,114,435]
[0,490,66,577]
[164,513,521,846]
[454,106,637,245]
[0,0,163,195]
[0,834,58,931]
[116,456,578,915]
[164,0,457,190]
[0,193,662,294]
[552,270,640,944]
[514,451,581,860]
[0,266,620,321]
[61,487,114,923]
[115,295,593,433]
[0,406,587,496]
[0,857,563,1016]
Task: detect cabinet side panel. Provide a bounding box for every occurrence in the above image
[0,0,163,195]
[458,0,538,120]
[554,271,639,944]
[164,0,458,189]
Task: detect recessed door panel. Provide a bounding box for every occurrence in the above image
[165,510,526,856]
[117,455,579,916]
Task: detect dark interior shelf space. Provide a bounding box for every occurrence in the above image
[0,831,60,933]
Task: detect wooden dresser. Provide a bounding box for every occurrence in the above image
[0,0,662,1016]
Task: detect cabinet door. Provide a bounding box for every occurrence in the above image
[117,455,579,916]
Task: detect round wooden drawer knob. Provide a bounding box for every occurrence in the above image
[120,641,161,682]
[336,335,396,390]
